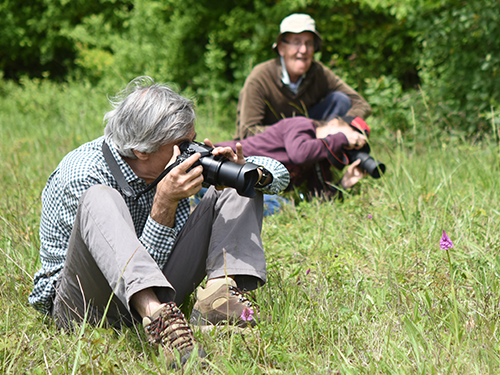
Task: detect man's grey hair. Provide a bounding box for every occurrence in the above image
[104,76,196,158]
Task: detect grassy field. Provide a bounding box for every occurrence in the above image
[1,78,500,374]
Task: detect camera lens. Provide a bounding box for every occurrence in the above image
[179,141,261,197]
[348,151,386,179]
[217,162,261,197]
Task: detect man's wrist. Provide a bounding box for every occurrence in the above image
[150,197,179,228]
[255,166,273,188]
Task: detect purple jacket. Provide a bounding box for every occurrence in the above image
[217,116,348,192]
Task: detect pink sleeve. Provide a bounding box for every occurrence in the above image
[282,119,348,165]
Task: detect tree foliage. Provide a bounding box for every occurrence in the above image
[1,0,499,133]
[414,0,500,132]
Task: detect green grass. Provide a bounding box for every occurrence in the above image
[1,78,500,373]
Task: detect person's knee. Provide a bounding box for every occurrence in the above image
[77,185,131,224]
[324,91,352,119]
[309,91,352,120]
[81,185,120,203]
[330,91,351,108]
[79,185,126,212]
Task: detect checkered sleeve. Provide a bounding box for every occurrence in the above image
[246,156,290,194]
[29,161,100,314]
[138,197,191,270]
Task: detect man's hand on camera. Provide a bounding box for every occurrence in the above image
[318,118,367,149]
[151,145,203,227]
[204,139,246,165]
[202,138,246,191]
[343,127,367,150]
[340,159,367,189]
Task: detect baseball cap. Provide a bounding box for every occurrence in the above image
[341,116,371,137]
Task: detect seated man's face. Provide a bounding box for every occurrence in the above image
[138,127,196,183]
[278,31,315,83]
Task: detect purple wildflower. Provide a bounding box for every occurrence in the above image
[306,268,311,275]
[240,306,254,322]
[368,214,373,219]
[440,230,453,250]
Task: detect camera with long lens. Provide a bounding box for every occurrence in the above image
[344,148,386,179]
[329,144,386,179]
[177,141,261,197]
[325,116,386,179]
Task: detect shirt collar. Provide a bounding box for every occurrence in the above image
[280,56,305,94]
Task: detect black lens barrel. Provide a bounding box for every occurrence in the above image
[346,151,386,179]
[179,141,260,197]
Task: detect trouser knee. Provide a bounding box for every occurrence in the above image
[309,91,352,121]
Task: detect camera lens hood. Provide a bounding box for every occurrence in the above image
[179,141,260,197]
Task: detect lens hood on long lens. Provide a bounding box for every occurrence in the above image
[179,141,260,197]
[348,151,386,179]
[198,155,260,198]
[215,161,260,197]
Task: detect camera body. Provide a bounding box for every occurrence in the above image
[329,144,386,179]
[177,141,261,197]
[345,148,386,179]
[326,115,386,179]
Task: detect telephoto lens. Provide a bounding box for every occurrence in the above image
[178,141,261,197]
[345,150,386,179]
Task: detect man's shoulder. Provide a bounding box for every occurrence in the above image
[56,137,107,180]
[247,58,280,78]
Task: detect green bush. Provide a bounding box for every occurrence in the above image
[413,0,500,133]
[2,0,500,134]
[0,1,418,110]
[0,0,133,81]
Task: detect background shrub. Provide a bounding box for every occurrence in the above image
[413,0,500,133]
[1,0,499,134]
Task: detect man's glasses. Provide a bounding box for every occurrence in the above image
[282,39,315,50]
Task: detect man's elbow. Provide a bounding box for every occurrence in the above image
[289,153,314,165]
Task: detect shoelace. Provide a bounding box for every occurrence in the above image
[146,302,195,352]
[228,286,254,308]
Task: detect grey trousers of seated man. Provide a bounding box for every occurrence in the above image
[52,185,265,330]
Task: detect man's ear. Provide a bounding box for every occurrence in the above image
[277,41,285,57]
[132,149,149,160]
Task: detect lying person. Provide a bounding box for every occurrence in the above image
[217,115,373,201]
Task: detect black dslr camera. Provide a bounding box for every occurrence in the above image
[329,143,386,179]
[178,141,261,197]
[345,148,386,179]
[326,116,386,179]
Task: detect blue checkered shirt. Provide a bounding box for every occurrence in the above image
[29,136,289,314]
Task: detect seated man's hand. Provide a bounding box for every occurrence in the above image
[318,118,367,150]
[342,127,367,150]
[204,138,245,165]
[340,159,367,189]
[151,145,204,227]
[203,138,246,191]
[157,145,204,202]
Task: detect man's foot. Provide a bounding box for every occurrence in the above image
[143,302,206,368]
[189,278,258,329]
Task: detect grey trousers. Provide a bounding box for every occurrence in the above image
[52,185,265,330]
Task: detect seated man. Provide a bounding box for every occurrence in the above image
[29,76,289,367]
[218,115,370,199]
[236,13,372,140]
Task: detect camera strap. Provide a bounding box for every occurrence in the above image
[320,138,348,169]
[102,141,181,201]
[313,162,342,200]
[102,141,136,199]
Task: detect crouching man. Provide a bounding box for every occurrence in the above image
[29,76,290,366]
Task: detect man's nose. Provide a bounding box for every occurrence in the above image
[297,43,308,54]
